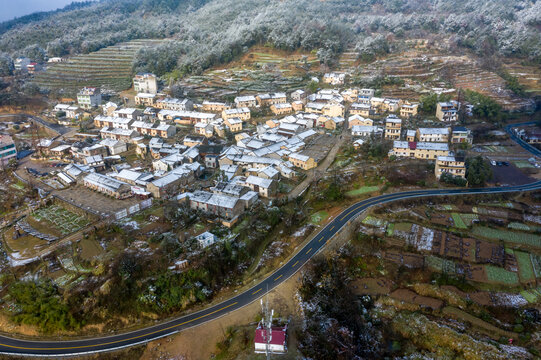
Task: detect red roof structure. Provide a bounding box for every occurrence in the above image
[254,326,287,346]
[408,141,417,150]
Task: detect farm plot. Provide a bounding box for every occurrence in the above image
[33,40,164,92]
[471,226,541,248]
[485,265,519,285]
[310,210,329,224]
[30,204,90,236]
[515,251,536,282]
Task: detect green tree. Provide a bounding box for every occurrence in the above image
[420,93,451,114]
[463,90,502,120]
[466,156,492,187]
[9,280,81,333]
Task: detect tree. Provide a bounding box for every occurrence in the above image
[463,90,502,121]
[420,93,451,114]
[0,53,14,76]
[466,156,492,187]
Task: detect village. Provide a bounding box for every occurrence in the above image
[2,63,541,358]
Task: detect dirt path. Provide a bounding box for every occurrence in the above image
[287,126,349,200]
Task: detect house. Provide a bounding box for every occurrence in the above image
[14,57,31,72]
[93,115,133,129]
[113,108,142,120]
[156,98,193,111]
[100,127,139,142]
[131,121,176,139]
[348,114,373,128]
[400,103,419,118]
[435,156,466,179]
[384,115,402,140]
[189,190,245,220]
[160,110,216,124]
[291,89,306,102]
[82,143,107,157]
[54,104,80,119]
[291,101,304,112]
[351,125,383,138]
[184,136,207,147]
[133,73,158,94]
[234,95,257,108]
[102,102,118,116]
[223,107,250,121]
[26,62,41,75]
[383,98,402,112]
[243,176,277,198]
[416,128,450,143]
[390,141,450,160]
[194,232,218,248]
[224,117,243,133]
[99,138,127,155]
[147,173,186,199]
[323,72,346,85]
[359,88,375,97]
[350,103,372,117]
[370,97,385,110]
[289,152,317,170]
[406,129,416,142]
[270,103,293,116]
[135,93,156,107]
[49,145,71,159]
[451,127,473,144]
[202,101,231,112]
[323,103,345,117]
[82,173,131,199]
[436,101,458,122]
[254,325,287,354]
[322,116,345,130]
[0,135,17,165]
[77,87,101,109]
[256,93,287,107]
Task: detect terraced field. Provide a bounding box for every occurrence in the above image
[33,39,165,93]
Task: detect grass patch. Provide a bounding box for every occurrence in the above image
[346,185,380,197]
[472,226,541,248]
[310,210,329,224]
[386,223,395,236]
[507,222,530,231]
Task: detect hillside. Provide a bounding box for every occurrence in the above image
[0,0,539,80]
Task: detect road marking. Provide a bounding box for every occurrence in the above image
[274,274,283,281]
[0,302,239,351]
[292,260,299,267]
[306,248,312,254]
[330,226,335,231]
[318,237,324,242]
[252,288,262,295]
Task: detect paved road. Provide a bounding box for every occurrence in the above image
[0,113,71,135]
[1,122,540,357]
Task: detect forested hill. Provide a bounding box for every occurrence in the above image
[0,0,540,77]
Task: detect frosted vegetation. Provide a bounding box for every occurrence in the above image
[0,0,540,77]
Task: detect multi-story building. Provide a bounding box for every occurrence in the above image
[348,114,373,128]
[436,101,458,122]
[270,103,293,115]
[351,125,383,138]
[384,115,402,140]
[416,128,450,142]
[82,173,131,199]
[155,98,193,111]
[133,73,158,94]
[289,152,317,170]
[202,101,231,112]
[113,108,142,120]
[234,95,257,108]
[135,93,156,107]
[451,126,473,144]
[350,103,372,117]
[224,117,243,133]
[323,72,346,85]
[391,141,450,160]
[223,107,251,121]
[0,135,17,165]
[400,103,419,118]
[256,93,287,107]
[435,156,466,179]
[77,87,102,109]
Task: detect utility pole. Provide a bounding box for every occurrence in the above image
[260,292,274,360]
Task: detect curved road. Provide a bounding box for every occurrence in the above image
[1,122,540,357]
